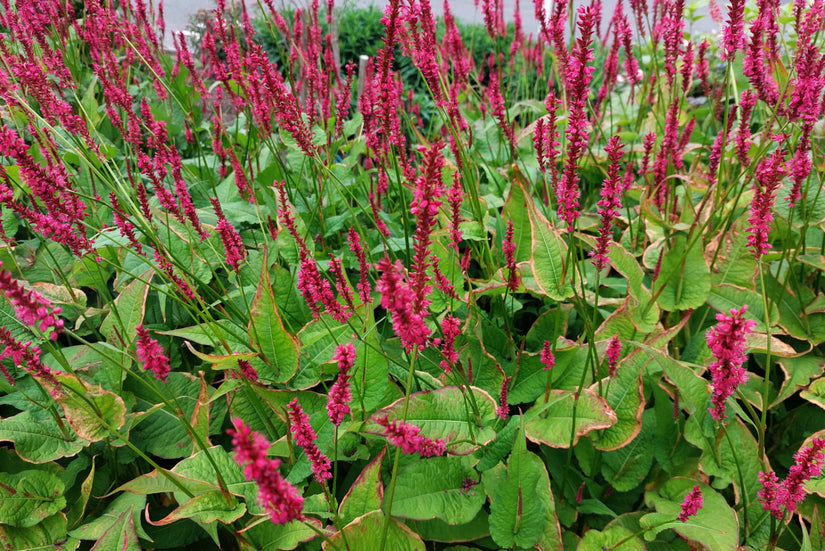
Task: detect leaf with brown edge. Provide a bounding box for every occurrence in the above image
[248,246,299,383]
[363,386,498,455]
[339,447,385,525]
[323,510,425,551]
[524,389,617,448]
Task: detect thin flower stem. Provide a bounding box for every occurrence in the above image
[379,346,418,551]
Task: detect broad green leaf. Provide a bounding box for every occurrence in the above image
[773,356,824,406]
[67,459,95,529]
[484,433,547,549]
[404,512,490,543]
[641,345,709,414]
[590,352,645,451]
[0,409,85,463]
[50,344,130,390]
[157,320,248,347]
[393,456,484,524]
[89,509,140,551]
[116,470,217,498]
[599,409,655,492]
[70,493,151,542]
[248,251,300,383]
[99,271,151,346]
[350,324,389,413]
[148,490,246,526]
[364,386,498,455]
[707,283,777,332]
[339,448,384,525]
[322,511,425,550]
[243,519,318,550]
[801,377,825,410]
[524,389,617,448]
[0,513,74,551]
[524,186,574,300]
[128,372,226,459]
[577,525,645,550]
[653,234,710,311]
[53,373,126,442]
[707,217,757,288]
[502,178,532,263]
[0,470,65,528]
[293,316,350,389]
[642,479,739,551]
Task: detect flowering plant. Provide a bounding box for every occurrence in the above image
[0,0,824,549]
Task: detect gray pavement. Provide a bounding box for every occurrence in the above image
[160,0,723,46]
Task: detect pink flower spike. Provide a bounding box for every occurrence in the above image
[606,335,622,378]
[591,136,624,271]
[376,416,446,457]
[0,262,64,339]
[540,340,555,372]
[327,343,355,427]
[136,326,171,382]
[758,471,783,518]
[706,305,756,422]
[747,148,786,259]
[375,256,430,352]
[229,419,304,524]
[678,485,703,522]
[781,437,825,513]
[503,220,519,292]
[497,375,512,420]
[287,399,332,483]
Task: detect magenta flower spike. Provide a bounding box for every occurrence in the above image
[136,325,171,383]
[376,416,446,457]
[229,419,304,525]
[327,343,355,427]
[678,485,704,522]
[287,398,332,483]
[706,305,756,422]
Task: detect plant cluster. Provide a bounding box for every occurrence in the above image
[0,0,824,549]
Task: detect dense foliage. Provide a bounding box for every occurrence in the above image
[0,0,824,549]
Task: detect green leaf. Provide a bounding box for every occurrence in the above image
[403,512,490,543]
[248,250,300,383]
[70,493,151,542]
[591,351,645,451]
[350,324,389,413]
[524,186,574,300]
[707,283,777,332]
[642,479,739,551]
[364,386,498,455]
[801,377,825,410]
[653,234,710,311]
[99,271,151,346]
[773,356,825,406]
[0,513,74,551]
[484,433,547,549]
[156,320,248,347]
[599,409,655,492]
[128,372,226,459]
[322,511,425,550]
[393,456,484,524]
[339,448,384,525]
[524,389,617,448]
[89,509,141,551]
[53,373,126,442]
[578,524,645,550]
[243,519,319,550]
[0,409,85,463]
[0,470,66,528]
[149,490,246,526]
[502,179,532,263]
